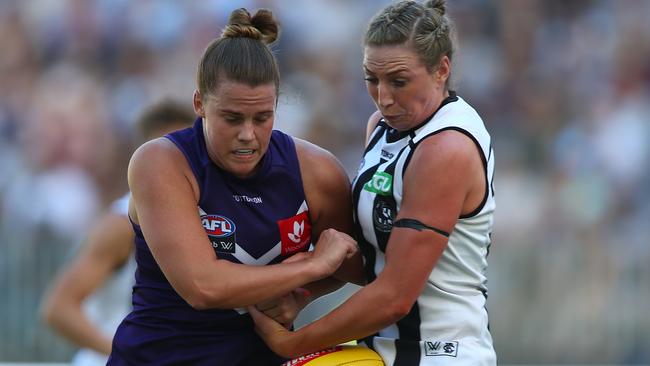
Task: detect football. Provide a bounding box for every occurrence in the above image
[282,345,384,365]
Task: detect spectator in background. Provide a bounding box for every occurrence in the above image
[40,99,195,366]
[250,1,497,364]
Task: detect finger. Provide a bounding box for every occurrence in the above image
[346,244,358,259]
[256,299,281,312]
[248,305,283,326]
[247,306,286,337]
[266,301,298,323]
[247,306,271,328]
[261,306,283,320]
[294,287,311,300]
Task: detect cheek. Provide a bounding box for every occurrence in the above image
[261,125,274,141]
[366,84,378,102]
[400,89,427,113]
[206,123,229,146]
[256,123,274,148]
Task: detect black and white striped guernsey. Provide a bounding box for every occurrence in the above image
[352,93,497,365]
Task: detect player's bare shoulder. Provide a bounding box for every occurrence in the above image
[292,137,351,229]
[128,136,200,222]
[129,137,183,170]
[292,137,349,190]
[292,137,352,234]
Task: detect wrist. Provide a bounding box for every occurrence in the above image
[305,256,330,281]
[286,329,307,359]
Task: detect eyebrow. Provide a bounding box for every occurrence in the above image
[219,109,274,115]
[363,66,410,77]
[219,109,242,115]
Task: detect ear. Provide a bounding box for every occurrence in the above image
[193,90,204,117]
[436,55,451,84]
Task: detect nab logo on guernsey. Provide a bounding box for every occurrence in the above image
[277,211,311,256]
[363,171,393,196]
[201,214,236,254]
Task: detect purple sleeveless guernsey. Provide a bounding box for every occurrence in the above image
[109,118,312,365]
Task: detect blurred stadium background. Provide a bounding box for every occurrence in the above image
[1,0,649,364]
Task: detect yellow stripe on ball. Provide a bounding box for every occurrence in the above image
[282,345,384,366]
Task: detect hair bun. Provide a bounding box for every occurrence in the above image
[221,8,279,45]
[424,0,446,16]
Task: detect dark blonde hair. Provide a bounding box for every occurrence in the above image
[197,8,280,99]
[365,0,456,88]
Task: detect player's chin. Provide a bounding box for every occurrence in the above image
[228,159,260,178]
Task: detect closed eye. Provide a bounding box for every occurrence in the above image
[223,114,243,124]
[364,76,378,84]
[391,79,407,88]
[254,112,273,123]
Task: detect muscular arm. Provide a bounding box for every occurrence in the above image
[250,130,487,357]
[252,138,364,327]
[41,211,134,355]
[128,138,357,310]
[295,138,365,288]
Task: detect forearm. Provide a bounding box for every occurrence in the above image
[292,281,404,356]
[189,258,326,309]
[44,301,112,355]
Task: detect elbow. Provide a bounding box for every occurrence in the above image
[40,297,60,327]
[186,296,210,311]
[182,284,213,310]
[181,279,230,310]
[173,270,216,310]
[177,262,252,310]
[186,293,237,310]
[40,304,54,326]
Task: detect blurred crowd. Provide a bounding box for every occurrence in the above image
[1,0,649,364]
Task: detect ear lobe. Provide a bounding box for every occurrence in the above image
[193,90,205,117]
[437,55,451,82]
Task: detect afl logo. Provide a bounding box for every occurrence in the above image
[201,215,236,237]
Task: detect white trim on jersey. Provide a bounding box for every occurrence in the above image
[199,201,310,315]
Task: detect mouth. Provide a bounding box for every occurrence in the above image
[233,149,255,156]
[231,149,258,163]
[382,113,402,120]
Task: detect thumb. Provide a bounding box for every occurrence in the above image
[248,305,286,336]
[247,305,264,322]
[247,306,267,334]
[248,306,276,328]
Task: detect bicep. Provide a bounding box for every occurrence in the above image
[380,132,479,297]
[398,131,479,234]
[296,140,364,283]
[295,139,353,238]
[128,141,215,294]
[310,164,352,238]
